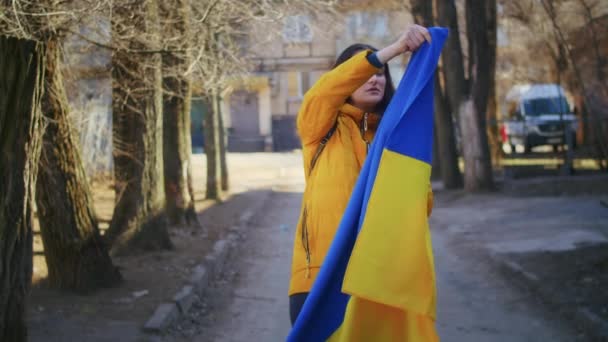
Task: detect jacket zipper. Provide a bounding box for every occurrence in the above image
[360,112,370,153]
[301,207,312,278]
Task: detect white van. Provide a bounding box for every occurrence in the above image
[502,84,578,153]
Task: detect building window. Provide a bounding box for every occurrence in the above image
[287,71,310,99]
[346,11,388,39]
[283,15,313,43]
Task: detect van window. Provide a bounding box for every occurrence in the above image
[523,97,570,116]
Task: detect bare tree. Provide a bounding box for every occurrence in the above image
[204,91,223,199]
[0,0,112,336]
[0,35,45,342]
[218,101,230,191]
[540,0,607,170]
[575,0,605,82]
[36,37,122,292]
[461,0,496,190]
[574,0,607,158]
[500,0,607,170]
[437,0,496,191]
[105,0,172,254]
[160,0,198,225]
[486,34,501,169]
[0,0,121,296]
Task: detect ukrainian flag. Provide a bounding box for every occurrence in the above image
[287,27,448,342]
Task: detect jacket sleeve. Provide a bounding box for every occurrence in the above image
[297,50,381,145]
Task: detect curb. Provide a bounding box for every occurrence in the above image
[143,190,272,334]
[489,252,608,341]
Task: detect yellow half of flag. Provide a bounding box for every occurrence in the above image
[329,149,437,341]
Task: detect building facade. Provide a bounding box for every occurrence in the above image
[222,4,413,151]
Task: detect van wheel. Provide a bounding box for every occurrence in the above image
[524,143,532,154]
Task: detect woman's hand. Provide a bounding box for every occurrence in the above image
[398,24,432,53]
[376,25,431,64]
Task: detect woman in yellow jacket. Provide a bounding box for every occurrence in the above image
[289,25,434,324]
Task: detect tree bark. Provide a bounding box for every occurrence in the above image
[574,0,604,149]
[204,92,222,200]
[486,82,502,168]
[36,39,122,292]
[160,0,198,226]
[218,101,229,191]
[461,0,495,191]
[484,6,502,168]
[0,36,45,342]
[577,0,605,82]
[438,0,467,109]
[410,0,433,26]
[541,0,595,173]
[106,0,172,254]
[434,74,463,188]
[438,0,495,191]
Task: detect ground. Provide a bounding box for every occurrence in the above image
[28,153,303,341]
[28,152,608,341]
[431,191,608,341]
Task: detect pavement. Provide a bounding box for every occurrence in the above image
[431,186,608,341]
[28,152,608,341]
[163,153,607,342]
[166,190,298,341]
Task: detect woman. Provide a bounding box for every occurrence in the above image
[289,24,434,325]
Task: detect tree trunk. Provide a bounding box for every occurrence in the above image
[437,0,467,111]
[36,39,122,292]
[577,0,605,82]
[461,0,495,191]
[204,93,222,200]
[486,85,502,167]
[438,0,496,191]
[218,97,229,191]
[160,0,198,226]
[434,74,463,188]
[410,0,433,26]
[485,2,502,166]
[106,0,172,254]
[567,1,607,167]
[0,36,45,342]
[460,99,494,190]
[541,0,596,173]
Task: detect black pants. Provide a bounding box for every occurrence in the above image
[289,292,309,326]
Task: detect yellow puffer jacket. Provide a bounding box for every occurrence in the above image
[289,50,433,296]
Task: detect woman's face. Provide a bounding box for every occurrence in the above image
[350,69,386,113]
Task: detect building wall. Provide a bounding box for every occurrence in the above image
[237,7,414,151]
[228,90,265,152]
[63,31,114,177]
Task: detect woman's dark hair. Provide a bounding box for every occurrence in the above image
[333,43,395,114]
